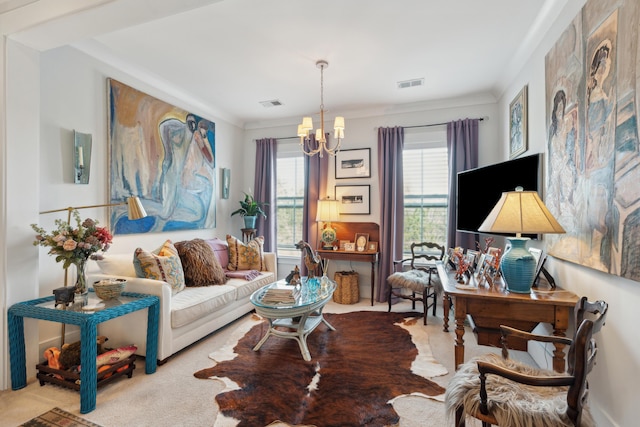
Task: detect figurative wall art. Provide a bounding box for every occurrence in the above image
[545,0,640,281]
[108,79,216,234]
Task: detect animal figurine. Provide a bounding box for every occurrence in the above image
[53,286,75,307]
[295,240,321,279]
[58,335,109,370]
[285,265,301,285]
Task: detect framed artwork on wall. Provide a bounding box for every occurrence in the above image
[335,148,371,179]
[335,185,370,215]
[509,85,528,159]
[107,78,216,234]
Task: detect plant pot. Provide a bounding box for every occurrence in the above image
[244,215,257,229]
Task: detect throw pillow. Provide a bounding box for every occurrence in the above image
[204,237,229,270]
[174,239,227,287]
[133,240,186,294]
[226,235,265,271]
[95,254,136,277]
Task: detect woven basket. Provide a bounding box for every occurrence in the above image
[93,279,126,300]
[333,271,360,304]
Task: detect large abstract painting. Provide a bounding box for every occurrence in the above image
[545,0,640,281]
[108,79,216,234]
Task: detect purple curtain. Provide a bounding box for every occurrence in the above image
[377,126,404,302]
[301,134,329,275]
[446,119,479,250]
[254,138,277,252]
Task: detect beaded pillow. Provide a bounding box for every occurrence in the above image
[226,235,265,271]
[133,240,185,294]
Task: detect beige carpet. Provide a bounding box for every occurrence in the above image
[0,300,528,426]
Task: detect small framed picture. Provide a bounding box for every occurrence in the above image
[509,85,528,159]
[335,148,371,179]
[335,185,371,215]
[354,233,369,252]
[476,254,487,278]
[339,240,350,251]
[368,241,378,252]
[466,249,480,269]
[344,242,355,251]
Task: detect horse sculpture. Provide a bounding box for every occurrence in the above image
[295,240,321,279]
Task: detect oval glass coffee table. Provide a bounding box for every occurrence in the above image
[250,277,336,361]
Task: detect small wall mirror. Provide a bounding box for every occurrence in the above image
[74,130,92,184]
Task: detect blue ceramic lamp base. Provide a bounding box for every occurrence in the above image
[500,237,536,293]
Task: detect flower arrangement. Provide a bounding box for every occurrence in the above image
[31,210,113,269]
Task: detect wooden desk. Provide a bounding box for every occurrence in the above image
[316,222,380,306]
[436,261,579,373]
[317,249,379,306]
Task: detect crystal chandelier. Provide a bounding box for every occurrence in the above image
[297,60,345,157]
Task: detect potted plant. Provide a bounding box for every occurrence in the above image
[231,193,267,228]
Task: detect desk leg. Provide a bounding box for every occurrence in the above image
[79,322,98,414]
[454,300,467,371]
[552,328,568,373]
[370,261,375,306]
[442,293,450,332]
[145,302,159,374]
[8,312,26,390]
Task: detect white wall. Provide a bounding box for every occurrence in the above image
[496,0,638,425]
[245,101,499,298]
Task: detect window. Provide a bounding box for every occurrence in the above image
[402,137,448,254]
[276,150,305,257]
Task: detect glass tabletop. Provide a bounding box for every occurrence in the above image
[36,291,149,313]
[251,277,336,309]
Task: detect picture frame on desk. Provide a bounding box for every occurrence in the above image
[339,240,350,251]
[368,241,378,252]
[344,242,355,251]
[355,233,369,252]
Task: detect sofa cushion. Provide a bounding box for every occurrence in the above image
[95,254,137,277]
[226,235,265,271]
[175,238,227,287]
[133,240,186,294]
[204,237,229,270]
[171,284,238,328]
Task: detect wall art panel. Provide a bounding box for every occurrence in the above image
[108,79,216,234]
[545,0,640,281]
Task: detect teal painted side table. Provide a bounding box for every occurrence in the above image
[8,290,159,413]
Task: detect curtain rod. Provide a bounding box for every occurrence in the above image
[273,116,487,140]
[403,116,486,129]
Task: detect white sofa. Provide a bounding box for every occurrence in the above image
[88,246,277,363]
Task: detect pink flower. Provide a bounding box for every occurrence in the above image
[62,239,78,251]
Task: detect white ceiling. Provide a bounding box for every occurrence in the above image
[5,0,561,128]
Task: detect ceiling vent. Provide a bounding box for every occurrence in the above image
[397,78,425,89]
[259,99,283,108]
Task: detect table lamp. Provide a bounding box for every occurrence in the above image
[477,187,565,293]
[316,198,341,249]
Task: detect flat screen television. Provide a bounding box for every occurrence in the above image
[456,153,543,239]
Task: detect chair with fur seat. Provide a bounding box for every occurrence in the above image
[444,297,608,427]
[386,242,444,325]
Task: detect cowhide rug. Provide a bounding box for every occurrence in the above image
[194,311,448,427]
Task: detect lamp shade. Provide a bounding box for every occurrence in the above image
[478,188,565,236]
[126,196,148,220]
[316,199,341,222]
[477,187,564,293]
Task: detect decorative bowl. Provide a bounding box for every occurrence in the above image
[93,279,126,300]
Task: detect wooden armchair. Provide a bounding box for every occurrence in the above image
[386,242,444,325]
[445,297,608,427]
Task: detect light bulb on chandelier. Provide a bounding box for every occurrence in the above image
[297,60,345,158]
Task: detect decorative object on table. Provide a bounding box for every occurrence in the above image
[335,184,370,215]
[335,148,371,179]
[285,265,301,285]
[32,210,114,299]
[58,336,109,371]
[74,130,92,185]
[344,242,355,251]
[509,85,528,159]
[295,240,321,279]
[316,197,341,249]
[53,286,76,307]
[367,241,379,252]
[231,192,267,229]
[355,232,369,252]
[339,240,350,250]
[296,60,345,158]
[478,187,565,293]
[452,251,471,283]
[92,278,126,300]
[108,78,215,235]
